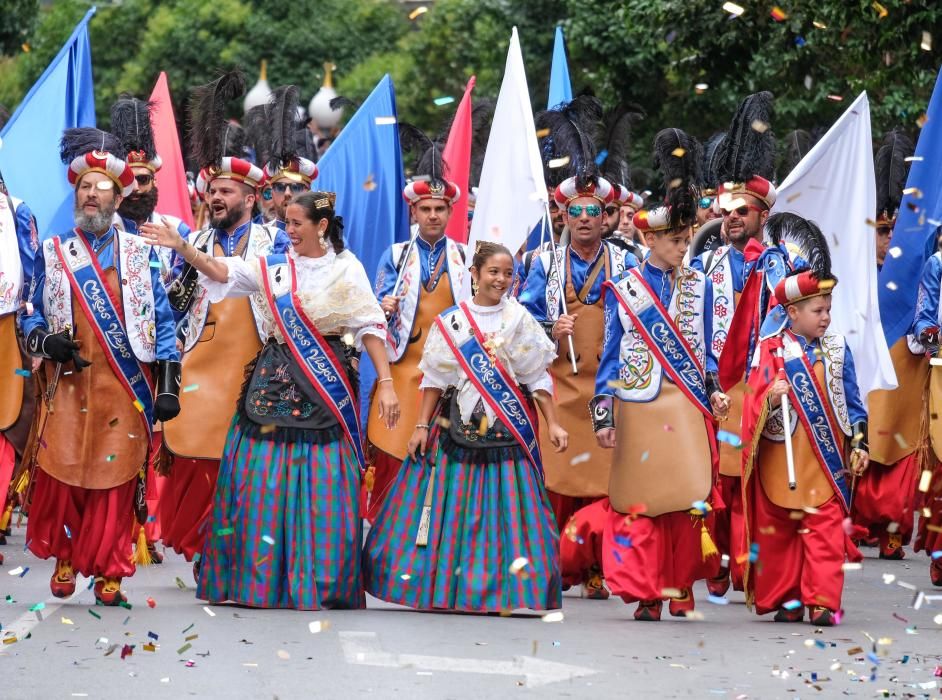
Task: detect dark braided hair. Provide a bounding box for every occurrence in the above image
[291,191,345,253]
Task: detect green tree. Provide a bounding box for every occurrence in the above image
[0,0,38,57]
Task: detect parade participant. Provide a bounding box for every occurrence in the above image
[0,173,38,563]
[564,129,722,620]
[608,185,647,260]
[111,95,191,281]
[694,93,783,595]
[696,133,724,229]
[261,86,319,230]
[145,191,396,610]
[853,128,920,559]
[151,72,289,578]
[364,241,566,611]
[20,128,181,604]
[741,214,868,626]
[520,165,639,544]
[597,101,646,252]
[366,144,466,522]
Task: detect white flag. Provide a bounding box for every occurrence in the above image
[463,27,547,299]
[773,91,897,399]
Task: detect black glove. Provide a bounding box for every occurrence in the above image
[153,360,182,423]
[589,394,615,433]
[851,420,869,453]
[26,328,92,371]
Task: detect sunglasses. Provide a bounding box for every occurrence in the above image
[698,196,714,209]
[135,174,153,186]
[723,204,764,217]
[272,182,309,195]
[568,204,602,218]
[261,188,273,201]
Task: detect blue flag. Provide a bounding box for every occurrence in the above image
[0,7,96,240]
[878,66,942,347]
[547,25,572,110]
[315,74,409,416]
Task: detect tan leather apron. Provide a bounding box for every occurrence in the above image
[758,361,835,510]
[868,338,928,464]
[163,242,263,460]
[39,268,147,489]
[542,255,612,498]
[368,273,453,461]
[0,313,24,430]
[608,382,712,516]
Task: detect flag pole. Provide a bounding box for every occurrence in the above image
[545,200,578,375]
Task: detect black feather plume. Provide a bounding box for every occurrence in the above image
[764,212,832,280]
[293,126,318,163]
[243,104,270,166]
[535,94,603,188]
[700,132,725,190]
[398,121,448,182]
[469,99,495,187]
[219,120,246,159]
[60,127,124,164]
[266,85,301,172]
[329,95,359,112]
[653,128,702,230]
[715,91,776,184]
[597,101,645,189]
[187,70,247,169]
[110,95,158,160]
[875,127,915,219]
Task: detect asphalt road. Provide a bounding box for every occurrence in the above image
[2,523,941,699]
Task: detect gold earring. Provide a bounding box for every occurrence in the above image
[318,227,327,250]
[471,280,479,295]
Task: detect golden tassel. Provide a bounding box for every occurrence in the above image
[364,465,376,493]
[132,526,153,567]
[700,520,719,561]
[0,502,12,531]
[12,469,29,495]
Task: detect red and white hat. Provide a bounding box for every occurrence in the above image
[774,270,837,306]
[620,189,645,211]
[203,156,266,191]
[126,151,163,173]
[718,175,777,210]
[264,156,319,186]
[403,178,460,205]
[554,175,615,207]
[632,206,673,233]
[67,150,136,197]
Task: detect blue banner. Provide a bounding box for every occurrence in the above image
[0,8,96,240]
[547,25,573,110]
[878,66,942,347]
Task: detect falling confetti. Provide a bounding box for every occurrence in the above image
[433,96,455,107]
[182,384,199,393]
[770,6,787,21]
[872,1,888,18]
[408,5,428,20]
[509,557,530,574]
[547,156,570,169]
[13,368,30,377]
[722,1,744,16]
[671,147,686,158]
[374,116,397,126]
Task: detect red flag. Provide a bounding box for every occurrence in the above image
[149,72,195,229]
[443,76,475,243]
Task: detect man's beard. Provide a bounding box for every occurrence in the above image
[74,200,116,232]
[210,200,246,230]
[118,186,159,224]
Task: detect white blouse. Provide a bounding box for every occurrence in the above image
[199,248,387,350]
[419,297,556,425]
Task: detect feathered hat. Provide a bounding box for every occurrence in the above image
[700,132,725,196]
[60,127,135,197]
[188,71,264,191]
[875,127,915,226]
[262,85,319,186]
[715,91,777,209]
[535,94,603,190]
[110,95,162,173]
[399,121,459,204]
[766,213,836,305]
[633,127,702,233]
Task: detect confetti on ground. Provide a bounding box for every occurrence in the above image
[8,566,23,576]
[61,616,73,624]
[175,577,188,590]
[146,597,156,608]
[203,606,215,617]
[143,643,156,652]
[541,611,564,623]
[707,594,729,605]
[309,620,331,634]
[88,609,101,619]
[177,643,192,655]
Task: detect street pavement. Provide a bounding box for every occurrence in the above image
[2,522,942,699]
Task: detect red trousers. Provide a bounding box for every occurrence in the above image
[27,469,137,578]
[915,454,942,555]
[0,433,14,521]
[751,485,859,615]
[711,474,745,589]
[361,451,402,523]
[852,453,920,544]
[563,498,718,602]
[559,499,608,587]
[158,457,218,561]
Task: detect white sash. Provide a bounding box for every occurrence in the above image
[388,236,466,363]
[0,196,23,316]
[181,223,275,352]
[539,240,631,323]
[703,246,736,359]
[42,229,158,362]
[609,265,706,403]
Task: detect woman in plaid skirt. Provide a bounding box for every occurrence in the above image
[364,242,568,612]
[146,191,398,610]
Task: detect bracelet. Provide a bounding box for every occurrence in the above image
[415,423,430,430]
[182,242,198,265]
[377,377,393,384]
